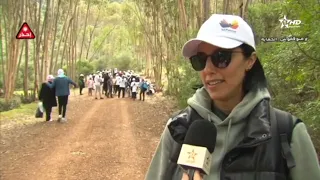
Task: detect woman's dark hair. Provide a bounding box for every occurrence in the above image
[239,43,267,92]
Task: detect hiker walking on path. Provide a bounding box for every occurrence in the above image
[94,74,103,99]
[48,69,77,123]
[130,78,139,100]
[78,74,85,95]
[38,75,57,122]
[118,75,126,98]
[145,14,320,180]
[103,73,113,98]
[87,76,94,96]
[115,74,121,95]
[139,79,148,101]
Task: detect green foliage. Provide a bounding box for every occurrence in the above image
[94,59,108,71]
[15,63,35,90]
[108,53,132,71]
[175,57,202,107]
[0,74,3,88]
[248,0,320,148]
[19,91,36,104]
[0,96,21,112]
[77,60,95,75]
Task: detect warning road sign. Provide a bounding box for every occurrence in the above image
[16,22,35,39]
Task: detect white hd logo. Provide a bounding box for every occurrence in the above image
[279,15,301,28]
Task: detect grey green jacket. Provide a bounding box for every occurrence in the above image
[145,87,320,180]
[49,75,76,96]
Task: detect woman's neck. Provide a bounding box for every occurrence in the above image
[213,91,245,114]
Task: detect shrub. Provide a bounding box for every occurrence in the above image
[0,96,21,112]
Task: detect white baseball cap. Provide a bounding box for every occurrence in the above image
[182,14,256,58]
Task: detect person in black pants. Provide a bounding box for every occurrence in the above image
[57,96,68,119]
[118,76,126,98]
[48,69,77,123]
[78,74,85,95]
[38,75,57,121]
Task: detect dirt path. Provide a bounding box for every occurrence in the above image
[0,90,177,180]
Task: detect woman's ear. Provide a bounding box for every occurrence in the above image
[246,52,257,71]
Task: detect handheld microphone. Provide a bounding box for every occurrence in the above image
[177,120,217,175]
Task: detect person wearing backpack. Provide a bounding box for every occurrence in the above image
[145,14,320,180]
[139,79,148,101]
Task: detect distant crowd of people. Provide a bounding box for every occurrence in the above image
[38,68,156,123]
[82,68,156,101]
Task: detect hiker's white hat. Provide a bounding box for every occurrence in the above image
[182,14,256,58]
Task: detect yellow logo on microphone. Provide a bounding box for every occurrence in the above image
[187,149,197,163]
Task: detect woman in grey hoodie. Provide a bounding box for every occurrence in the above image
[145,14,320,180]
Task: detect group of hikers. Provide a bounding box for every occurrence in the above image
[78,68,155,101]
[38,68,155,123]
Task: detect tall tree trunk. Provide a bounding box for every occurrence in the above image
[53,0,72,73]
[178,0,188,30]
[86,7,101,60]
[35,0,43,86]
[0,10,5,94]
[42,0,51,81]
[23,0,29,97]
[72,0,79,80]
[4,0,22,101]
[223,0,230,14]
[61,18,72,68]
[203,0,210,21]
[197,0,203,28]
[49,0,62,74]
[243,0,251,20]
[79,0,91,61]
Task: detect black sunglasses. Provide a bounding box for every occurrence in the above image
[189,50,243,71]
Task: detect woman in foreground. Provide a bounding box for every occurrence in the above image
[145,14,320,180]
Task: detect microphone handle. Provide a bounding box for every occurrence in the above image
[182,169,204,180]
[187,169,195,180]
[181,169,195,180]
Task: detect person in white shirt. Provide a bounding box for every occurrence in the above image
[130,78,139,100]
[118,75,126,98]
[115,75,121,94]
[94,75,103,99]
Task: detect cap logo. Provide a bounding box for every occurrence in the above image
[219,19,239,29]
[219,19,239,33]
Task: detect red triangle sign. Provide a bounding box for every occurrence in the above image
[16,22,35,39]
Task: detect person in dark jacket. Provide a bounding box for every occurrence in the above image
[38,75,57,121]
[48,69,77,123]
[103,73,109,97]
[103,73,113,98]
[78,74,85,95]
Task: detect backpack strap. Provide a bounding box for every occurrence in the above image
[273,108,302,169]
